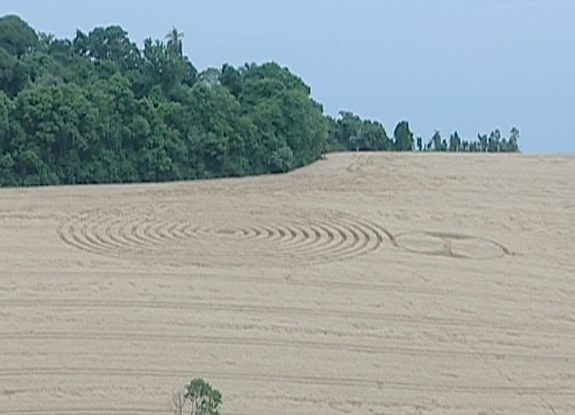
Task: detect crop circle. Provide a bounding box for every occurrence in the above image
[394,231,510,260]
[58,204,392,266]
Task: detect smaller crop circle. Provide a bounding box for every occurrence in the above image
[393,231,510,260]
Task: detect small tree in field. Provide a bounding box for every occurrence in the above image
[171,390,186,415]
[183,378,222,415]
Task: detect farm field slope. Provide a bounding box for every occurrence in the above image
[1,152,574,415]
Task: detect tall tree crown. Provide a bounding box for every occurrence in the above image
[165,27,184,56]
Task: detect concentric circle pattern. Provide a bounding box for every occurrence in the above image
[58,204,393,266]
[394,231,510,260]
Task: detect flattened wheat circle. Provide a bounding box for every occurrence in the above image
[58,204,392,266]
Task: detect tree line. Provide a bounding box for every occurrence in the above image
[0,15,519,187]
[327,111,520,153]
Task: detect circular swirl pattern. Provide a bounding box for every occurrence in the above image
[394,231,510,260]
[58,204,393,266]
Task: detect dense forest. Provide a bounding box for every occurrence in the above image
[0,15,519,187]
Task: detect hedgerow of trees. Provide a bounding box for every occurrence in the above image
[0,15,520,187]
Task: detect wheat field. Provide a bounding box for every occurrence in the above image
[1,152,574,414]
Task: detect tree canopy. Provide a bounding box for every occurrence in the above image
[184,378,222,415]
[0,15,520,187]
[0,15,38,58]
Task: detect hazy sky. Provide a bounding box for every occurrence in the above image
[3,0,574,152]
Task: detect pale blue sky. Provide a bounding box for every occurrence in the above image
[3,0,574,152]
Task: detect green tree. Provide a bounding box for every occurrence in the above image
[240,62,310,108]
[0,91,18,185]
[429,130,441,151]
[86,73,137,153]
[12,82,101,184]
[275,89,327,164]
[184,378,222,415]
[363,120,391,151]
[449,131,461,152]
[165,27,184,56]
[0,21,34,96]
[0,91,12,151]
[0,15,38,58]
[220,63,242,98]
[329,111,390,152]
[268,145,294,173]
[0,46,17,94]
[80,26,141,71]
[39,35,93,85]
[478,133,488,152]
[508,127,520,152]
[488,129,501,152]
[393,120,414,151]
[335,111,362,151]
[141,38,194,98]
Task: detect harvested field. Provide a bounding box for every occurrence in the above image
[1,152,574,414]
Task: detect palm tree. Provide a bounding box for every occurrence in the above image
[165,26,184,56]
